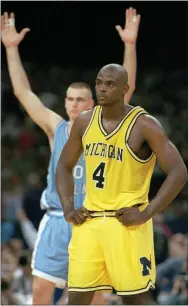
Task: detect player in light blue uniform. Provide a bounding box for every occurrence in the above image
[2,8,139,304]
[31,119,87,288]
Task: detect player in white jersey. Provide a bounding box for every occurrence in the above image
[1,8,140,304]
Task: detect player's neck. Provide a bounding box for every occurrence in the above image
[68,120,74,135]
[101,103,127,120]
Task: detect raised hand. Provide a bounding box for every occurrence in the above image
[116,7,141,45]
[1,12,30,48]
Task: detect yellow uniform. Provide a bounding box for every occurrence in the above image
[68,106,156,295]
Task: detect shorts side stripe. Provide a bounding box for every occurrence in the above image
[32,269,66,288]
[116,280,155,296]
[31,213,50,269]
[69,285,112,292]
[68,280,155,295]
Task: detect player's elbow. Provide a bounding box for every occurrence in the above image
[13,87,21,97]
[175,162,188,185]
[181,165,188,184]
[13,85,24,97]
[14,88,30,100]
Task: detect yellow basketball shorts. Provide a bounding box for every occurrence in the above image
[68,214,156,295]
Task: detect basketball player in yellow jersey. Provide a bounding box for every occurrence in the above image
[56,64,187,305]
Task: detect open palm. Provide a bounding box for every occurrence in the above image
[116,8,141,45]
[1,12,30,48]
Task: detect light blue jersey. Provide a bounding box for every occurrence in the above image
[41,120,86,211]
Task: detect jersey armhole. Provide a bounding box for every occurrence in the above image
[82,107,98,141]
[54,119,65,134]
[125,111,155,163]
[50,119,66,151]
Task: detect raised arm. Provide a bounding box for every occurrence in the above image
[116,7,141,104]
[1,12,62,145]
[56,113,91,224]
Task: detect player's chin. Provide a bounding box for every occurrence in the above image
[97,99,109,106]
[69,112,79,121]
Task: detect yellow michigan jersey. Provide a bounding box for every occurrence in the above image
[68,105,156,295]
[82,105,156,211]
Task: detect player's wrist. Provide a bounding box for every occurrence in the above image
[123,41,136,47]
[64,209,74,217]
[64,205,75,217]
[6,45,19,53]
[143,205,153,220]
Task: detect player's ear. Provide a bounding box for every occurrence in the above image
[90,99,95,109]
[123,84,129,96]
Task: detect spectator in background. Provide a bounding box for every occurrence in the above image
[1,244,18,282]
[8,239,24,260]
[156,257,188,305]
[168,233,188,258]
[18,119,36,154]
[22,173,45,230]
[11,254,33,305]
[2,177,23,221]
[1,279,20,305]
[164,200,188,235]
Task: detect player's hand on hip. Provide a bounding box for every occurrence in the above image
[115,7,141,45]
[64,206,91,225]
[1,12,30,48]
[115,206,149,226]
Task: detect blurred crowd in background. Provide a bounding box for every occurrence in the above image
[1,63,188,304]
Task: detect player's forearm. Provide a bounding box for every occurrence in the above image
[146,166,187,218]
[6,46,31,96]
[56,163,75,215]
[123,43,136,103]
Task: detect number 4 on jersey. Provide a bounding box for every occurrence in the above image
[93,162,106,189]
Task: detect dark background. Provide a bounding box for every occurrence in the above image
[1,1,188,70]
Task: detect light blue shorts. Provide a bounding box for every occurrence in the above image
[31,211,72,288]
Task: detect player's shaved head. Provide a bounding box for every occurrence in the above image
[95,63,129,106]
[98,63,128,85]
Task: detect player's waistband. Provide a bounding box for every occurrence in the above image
[88,210,116,218]
[46,208,64,217]
[87,204,142,218]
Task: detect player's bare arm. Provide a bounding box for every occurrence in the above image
[142,115,187,215]
[56,111,93,225]
[1,12,62,148]
[116,7,141,104]
[116,115,187,226]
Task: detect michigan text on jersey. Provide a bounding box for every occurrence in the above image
[85,142,123,162]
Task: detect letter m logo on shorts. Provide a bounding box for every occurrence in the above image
[140,256,151,276]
